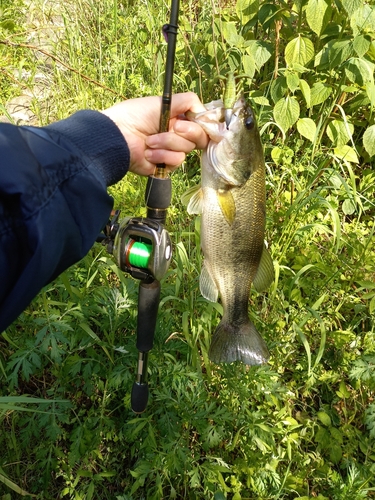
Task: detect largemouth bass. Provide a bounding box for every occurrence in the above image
[185,96,274,365]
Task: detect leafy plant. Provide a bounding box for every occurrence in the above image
[1,0,375,498]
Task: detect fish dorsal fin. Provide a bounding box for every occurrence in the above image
[217,189,236,225]
[181,184,203,214]
[253,246,275,292]
[200,262,219,302]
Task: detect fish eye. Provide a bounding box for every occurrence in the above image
[245,117,255,130]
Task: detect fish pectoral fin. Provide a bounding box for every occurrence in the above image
[199,262,219,302]
[253,246,275,293]
[181,184,203,215]
[217,189,236,225]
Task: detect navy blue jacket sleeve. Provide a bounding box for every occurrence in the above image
[0,110,130,332]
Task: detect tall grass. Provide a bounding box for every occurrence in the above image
[1,0,375,498]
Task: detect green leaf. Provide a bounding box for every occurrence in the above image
[287,72,300,93]
[350,4,375,37]
[297,118,317,142]
[353,35,371,58]
[236,0,259,25]
[222,22,242,46]
[317,411,331,426]
[342,198,356,215]
[299,79,311,107]
[306,0,331,36]
[330,427,343,444]
[274,96,300,133]
[342,0,362,17]
[326,119,354,146]
[246,40,272,71]
[310,82,332,107]
[315,40,353,69]
[334,145,359,163]
[344,57,374,85]
[315,426,330,444]
[242,54,256,78]
[363,125,375,157]
[329,443,342,463]
[271,76,288,103]
[285,36,315,67]
[336,380,351,398]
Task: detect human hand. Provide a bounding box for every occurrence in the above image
[102,92,208,176]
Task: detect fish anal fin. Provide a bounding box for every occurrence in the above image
[200,262,219,302]
[217,189,236,225]
[253,246,275,293]
[181,184,203,215]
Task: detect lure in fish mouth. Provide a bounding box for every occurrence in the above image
[184,95,274,365]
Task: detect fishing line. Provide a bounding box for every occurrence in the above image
[126,240,152,269]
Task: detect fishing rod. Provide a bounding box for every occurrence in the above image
[99,0,180,414]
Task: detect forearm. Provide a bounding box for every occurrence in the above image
[0,110,130,331]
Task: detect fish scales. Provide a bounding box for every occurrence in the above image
[186,96,274,365]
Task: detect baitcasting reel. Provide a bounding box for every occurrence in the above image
[103,211,172,282]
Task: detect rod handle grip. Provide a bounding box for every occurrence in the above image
[137,280,161,352]
[131,382,149,414]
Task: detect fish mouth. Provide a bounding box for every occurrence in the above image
[225,96,248,129]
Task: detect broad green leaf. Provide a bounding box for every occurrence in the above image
[336,380,351,399]
[274,96,300,132]
[236,0,259,24]
[285,36,315,67]
[251,95,270,106]
[222,22,242,46]
[310,82,332,107]
[344,57,374,85]
[334,145,359,163]
[342,0,363,17]
[299,79,311,108]
[246,40,272,70]
[306,0,331,36]
[315,426,330,444]
[287,72,300,92]
[350,5,375,37]
[363,125,375,157]
[317,411,331,426]
[315,40,353,69]
[330,444,343,463]
[326,120,354,146]
[297,118,316,142]
[353,35,371,58]
[258,3,279,30]
[342,199,356,215]
[270,76,288,103]
[242,54,256,78]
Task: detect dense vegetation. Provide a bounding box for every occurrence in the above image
[1,0,375,498]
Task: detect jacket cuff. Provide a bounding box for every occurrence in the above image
[46,110,130,186]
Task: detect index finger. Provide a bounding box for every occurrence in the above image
[170,92,206,118]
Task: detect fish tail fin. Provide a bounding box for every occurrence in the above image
[209,319,269,365]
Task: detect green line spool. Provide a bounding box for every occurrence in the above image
[128,241,152,268]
